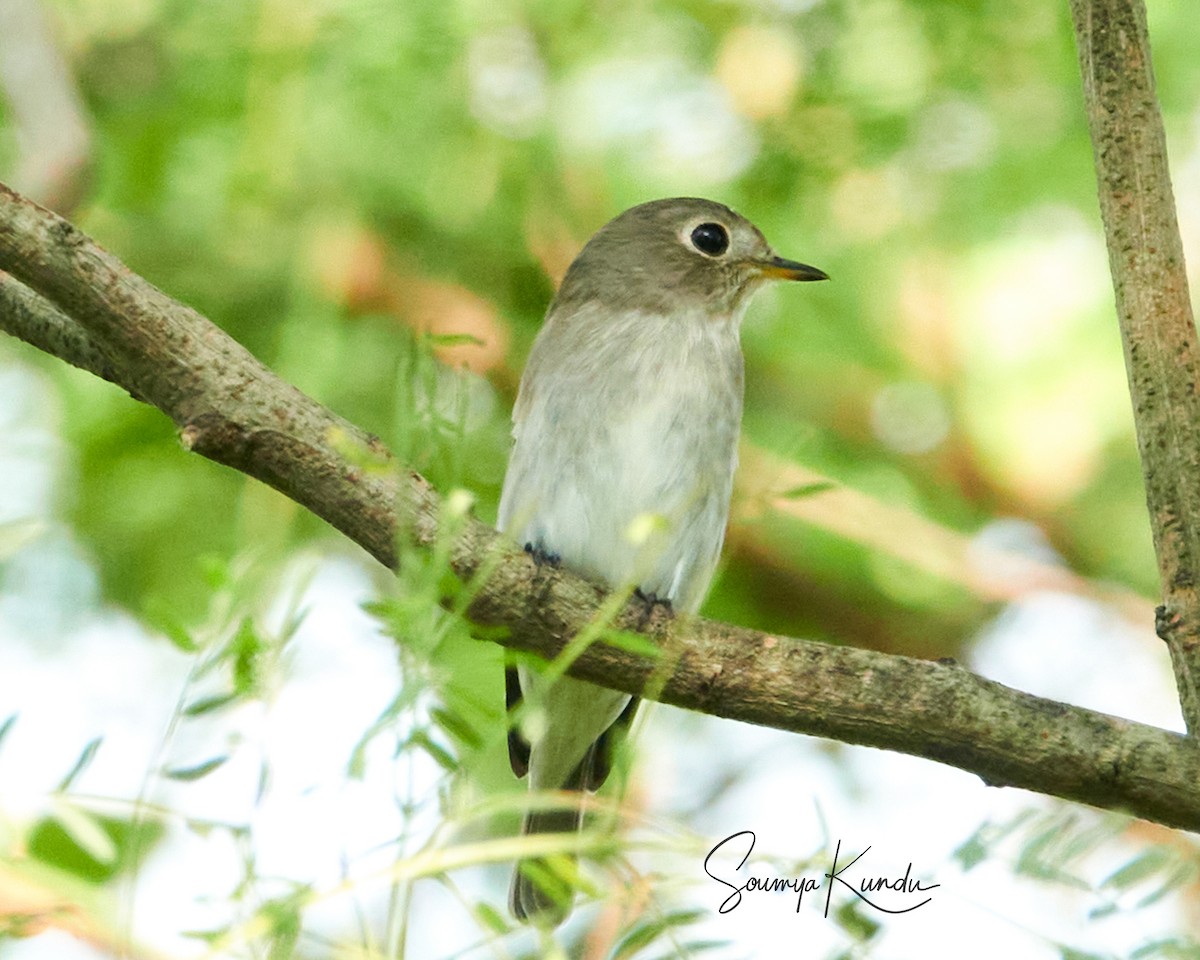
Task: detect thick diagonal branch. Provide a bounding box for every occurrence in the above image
[2,181,1200,832]
[1070,0,1200,733]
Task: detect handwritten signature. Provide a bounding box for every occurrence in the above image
[704,831,939,916]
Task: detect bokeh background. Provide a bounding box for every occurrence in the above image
[2,0,1199,956]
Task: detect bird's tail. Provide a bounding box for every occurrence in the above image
[508,800,585,925]
[509,738,603,926]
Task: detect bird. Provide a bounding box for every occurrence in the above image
[498,197,827,924]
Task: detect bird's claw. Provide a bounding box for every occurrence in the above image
[634,587,673,630]
[524,542,562,568]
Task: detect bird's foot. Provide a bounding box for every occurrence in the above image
[524,542,561,568]
[634,587,673,631]
[524,543,562,608]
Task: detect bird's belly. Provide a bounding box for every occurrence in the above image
[527,388,738,612]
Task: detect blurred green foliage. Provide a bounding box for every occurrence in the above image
[5,0,1200,954]
[27,811,164,884]
[5,0,1191,652]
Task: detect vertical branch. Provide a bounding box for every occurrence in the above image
[1069,0,1200,733]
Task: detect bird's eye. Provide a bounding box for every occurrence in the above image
[690,222,730,256]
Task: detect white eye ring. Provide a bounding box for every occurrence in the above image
[687,221,731,257]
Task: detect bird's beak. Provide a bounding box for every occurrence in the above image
[755,256,829,282]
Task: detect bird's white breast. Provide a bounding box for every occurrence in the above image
[498,305,744,613]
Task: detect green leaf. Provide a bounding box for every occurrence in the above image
[470,623,512,643]
[1088,901,1118,920]
[952,809,1037,871]
[28,811,164,883]
[602,629,664,658]
[611,909,706,959]
[360,599,391,619]
[183,692,239,717]
[275,604,310,647]
[198,553,232,590]
[473,901,511,935]
[647,942,732,960]
[406,730,458,772]
[164,755,229,781]
[1014,813,1092,888]
[57,736,102,791]
[425,332,485,348]
[1135,859,1200,910]
[1058,947,1115,960]
[260,894,305,960]
[180,927,225,944]
[0,713,17,751]
[953,832,987,871]
[833,900,881,943]
[515,856,575,911]
[430,705,482,750]
[46,801,118,866]
[779,481,838,499]
[164,622,201,653]
[347,740,368,780]
[28,815,114,882]
[1101,848,1172,890]
[230,617,264,694]
[1130,939,1200,960]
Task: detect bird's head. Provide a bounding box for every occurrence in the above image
[553,197,828,318]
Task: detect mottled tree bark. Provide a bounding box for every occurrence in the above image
[1070,0,1200,734]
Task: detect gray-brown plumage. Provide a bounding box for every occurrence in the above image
[499,198,826,924]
